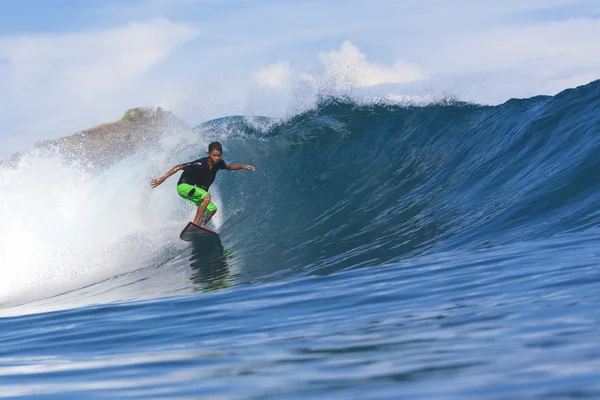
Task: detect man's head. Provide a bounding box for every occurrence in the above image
[207,141,223,164]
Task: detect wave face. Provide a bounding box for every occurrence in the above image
[214,80,600,278]
[1,80,600,398]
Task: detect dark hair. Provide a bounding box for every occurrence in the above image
[208,141,222,153]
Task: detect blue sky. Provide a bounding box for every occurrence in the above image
[1,0,599,156]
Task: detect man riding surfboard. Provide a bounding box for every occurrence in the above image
[151,141,255,226]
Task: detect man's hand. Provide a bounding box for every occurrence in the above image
[151,177,165,188]
[244,165,256,171]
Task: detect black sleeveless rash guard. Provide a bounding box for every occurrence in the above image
[177,157,227,191]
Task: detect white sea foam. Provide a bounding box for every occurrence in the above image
[0,123,225,306]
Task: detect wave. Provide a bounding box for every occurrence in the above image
[1,80,599,308]
[213,80,600,277]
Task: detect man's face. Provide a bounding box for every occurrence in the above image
[208,150,222,164]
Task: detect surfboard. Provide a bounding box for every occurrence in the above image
[180,222,223,250]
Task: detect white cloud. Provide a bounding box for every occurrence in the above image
[0,19,198,154]
[415,17,600,102]
[318,41,427,90]
[437,18,600,74]
[254,62,292,90]
[244,42,430,118]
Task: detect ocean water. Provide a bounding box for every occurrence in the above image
[1,80,600,399]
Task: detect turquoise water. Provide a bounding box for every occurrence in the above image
[1,80,600,398]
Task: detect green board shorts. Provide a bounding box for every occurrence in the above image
[177,183,217,213]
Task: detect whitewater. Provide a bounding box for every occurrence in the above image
[0,80,599,398]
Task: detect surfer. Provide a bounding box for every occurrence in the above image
[151,141,255,226]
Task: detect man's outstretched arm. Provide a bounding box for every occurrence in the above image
[226,164,255,171]
[151,164,183,188]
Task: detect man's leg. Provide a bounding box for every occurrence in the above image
[193,193,212,225]
[203,210,217,225]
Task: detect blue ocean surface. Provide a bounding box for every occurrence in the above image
[1,80,600,399]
